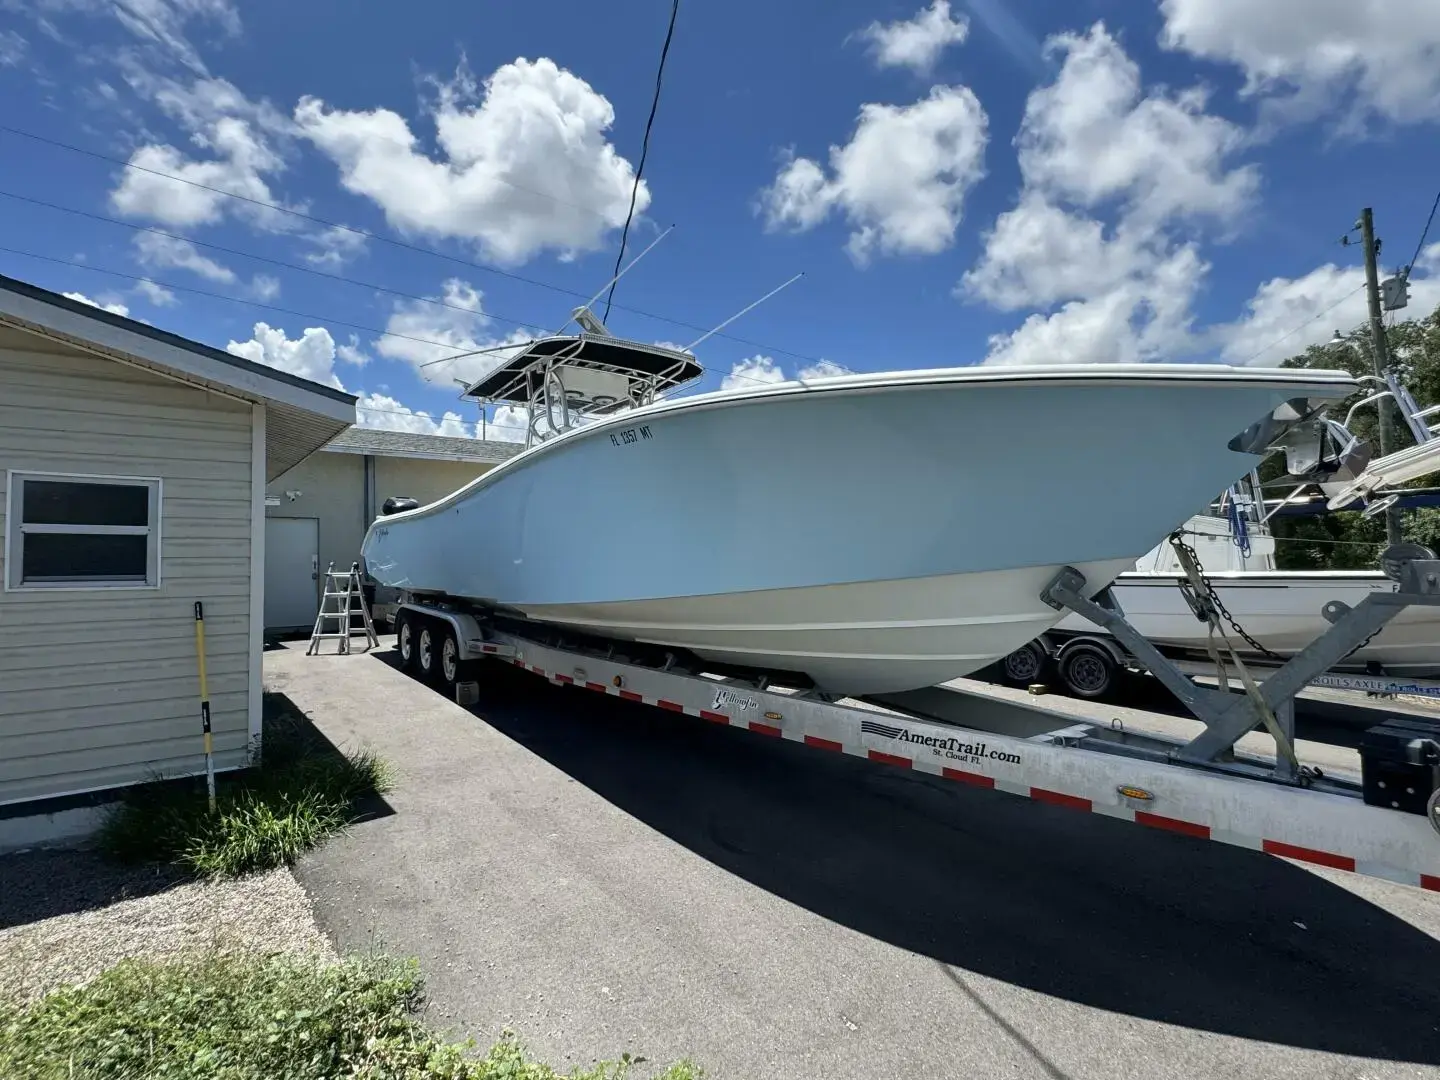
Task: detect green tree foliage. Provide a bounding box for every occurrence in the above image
[1266,298,1440,570]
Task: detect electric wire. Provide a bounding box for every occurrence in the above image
[1235,283,1367,367]
[0,124,834,366]
[1402,186,1440,282]
[602,0,680,323]
[0,244,799,393]
[0,189,556,336]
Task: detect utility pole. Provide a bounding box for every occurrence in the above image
[1358,207,1405,546]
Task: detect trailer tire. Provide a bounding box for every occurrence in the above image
[1058,642,1117,700]
[437,624,463,694]
[417,620,440,682]
[395,610,418,673]
[1000,640,1049,687]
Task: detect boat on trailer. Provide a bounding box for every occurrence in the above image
[360,300,1360,696]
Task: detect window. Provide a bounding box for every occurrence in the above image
[6,472,161,590]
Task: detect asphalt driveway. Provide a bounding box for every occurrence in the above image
[266,638,1440,1080]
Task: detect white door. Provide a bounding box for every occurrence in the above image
[265,517,319,631]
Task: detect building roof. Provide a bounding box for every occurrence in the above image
[323,426,525,464]
[0,273,356,480]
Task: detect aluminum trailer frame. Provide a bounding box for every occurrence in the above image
[389,560,1440,894]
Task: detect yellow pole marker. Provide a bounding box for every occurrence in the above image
[194,600,216,812]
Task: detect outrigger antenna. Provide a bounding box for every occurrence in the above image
[558,224,676,336]
[683,272,805,352]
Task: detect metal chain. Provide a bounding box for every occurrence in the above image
[1168,531,1287,661]
[1170,529,1389,665]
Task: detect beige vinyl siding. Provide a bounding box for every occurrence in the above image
[373,456,493,509]
[0,335,255,805]
[265,451,361,613]
[264,452,494,606]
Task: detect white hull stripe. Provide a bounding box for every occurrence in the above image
[510,657,1440,893]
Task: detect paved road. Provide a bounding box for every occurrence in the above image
[269,641,1440,1080]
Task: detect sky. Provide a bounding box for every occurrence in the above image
[1,0,1439,441]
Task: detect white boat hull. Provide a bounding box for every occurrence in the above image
[1059,572,1440,677]
[521,558,1135,695]
[362,364,1356,695]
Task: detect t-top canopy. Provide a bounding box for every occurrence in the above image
[461,335,703,408]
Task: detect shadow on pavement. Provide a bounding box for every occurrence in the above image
[375,649,1440,1066]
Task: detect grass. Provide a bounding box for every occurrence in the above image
[0,951,704,1080]
[97,703,395,878]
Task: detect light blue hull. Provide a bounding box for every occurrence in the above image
[362,365,1353,693]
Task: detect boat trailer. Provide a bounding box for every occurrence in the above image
[389,551,1440,894]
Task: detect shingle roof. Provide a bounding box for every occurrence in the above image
[322,426,525,464]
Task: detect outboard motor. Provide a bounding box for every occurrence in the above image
[381,496,420,516]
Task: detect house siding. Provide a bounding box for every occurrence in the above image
[372,456,493,511]
[0,335,255,805]
[265,451,362,620]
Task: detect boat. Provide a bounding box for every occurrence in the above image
[360,307,1359,696]
[1054,489,1440,679]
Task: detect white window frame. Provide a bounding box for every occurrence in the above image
[4,470,163,592]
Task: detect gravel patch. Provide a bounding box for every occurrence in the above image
[0,848,335,1007]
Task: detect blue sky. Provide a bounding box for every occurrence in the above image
[1,0,1438,439]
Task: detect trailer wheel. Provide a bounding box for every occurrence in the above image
[1000,641,1048,687]
[417,621,439,681]
[438,625,462,693]
[1058,642,1117,700]
[395,611,417,672]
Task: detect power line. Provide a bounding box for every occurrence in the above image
[0,245,543,373]
[1402,186,1440,283]
[1235,282,1367,367]
[0,189,556,337]
[0,124,832,365]
[603,0,680,323]
[0,244,795,389]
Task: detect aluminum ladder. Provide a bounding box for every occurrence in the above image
[307,561,379,655]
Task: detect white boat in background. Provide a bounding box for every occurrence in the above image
[1055,498,1440,679]
[360,298,1359,696]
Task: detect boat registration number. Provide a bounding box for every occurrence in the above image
[609,425,653,447]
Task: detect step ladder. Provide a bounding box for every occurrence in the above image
[307,561,379,655]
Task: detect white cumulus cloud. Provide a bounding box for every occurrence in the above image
[1159,0,1440,127]
[760,85,988,264]
[856,0,969,75]
[134,277,178,306]
[1216,255,1440,366]
[374,277,534,387]
[295,57,649,266]
[226,322,343,388]
[963,22,1255,366]
[1015,21,1258,231]
[133,231,236,282]
[722,355,787,391]
[110,120,289,231]
[64,291,130,317]
[354,392,474,438]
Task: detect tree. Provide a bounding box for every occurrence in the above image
[1264,299,1440,570]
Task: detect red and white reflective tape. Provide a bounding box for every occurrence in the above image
[509,656,1440,892]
